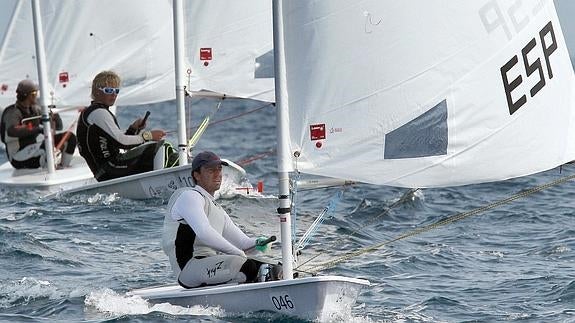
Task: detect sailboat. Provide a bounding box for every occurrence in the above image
[0,0,175,192]
[130,0,575,320]
[0,0,273,198]
[48,0,275,200]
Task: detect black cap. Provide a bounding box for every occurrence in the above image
[192,151,228,172]
[16,79,39,95]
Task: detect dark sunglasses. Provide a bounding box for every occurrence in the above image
[99,87,120,95]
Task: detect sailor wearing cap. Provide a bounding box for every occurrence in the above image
[0,79,76,169]
[162,151,280,288]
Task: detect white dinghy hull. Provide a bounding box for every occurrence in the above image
[51,159,250,200]
[0,156,95,192]
[129,275,369,321]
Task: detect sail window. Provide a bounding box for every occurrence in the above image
[384,99,448,159]
[255,50,274,78]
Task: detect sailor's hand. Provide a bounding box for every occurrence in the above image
[150,129,166,141]
[255,236,276,253]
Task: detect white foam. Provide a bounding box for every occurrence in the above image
[86,193,120,205]
[0,277,63,308]
[84,288,224,317]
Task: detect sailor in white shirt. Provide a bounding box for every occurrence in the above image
[163,151,278,288]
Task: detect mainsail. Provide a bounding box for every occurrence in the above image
[0,0,274,195]
[0,0,175,108]
[282,0,575,188]
[0,0,274,108]
[182,0,275,102]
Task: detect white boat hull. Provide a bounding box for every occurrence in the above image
[51,159,252,200]
[128,275,369,321]
[0,155,95,191]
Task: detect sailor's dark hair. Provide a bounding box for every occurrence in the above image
[191,169,198,184]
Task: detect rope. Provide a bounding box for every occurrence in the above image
[187,100,222,150]
[166,102,274,136]
[296,189,344,252]
[305,170,575,274]
[204,102,274,128]
[235,148,276,166]
[296,187,418,269]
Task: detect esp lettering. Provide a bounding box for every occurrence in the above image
[500,21,556,115]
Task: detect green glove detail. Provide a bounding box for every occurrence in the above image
[255,236,271,253]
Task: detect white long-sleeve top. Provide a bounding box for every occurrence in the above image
[167,186,255,258]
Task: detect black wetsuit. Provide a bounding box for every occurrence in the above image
[76,102,159,181]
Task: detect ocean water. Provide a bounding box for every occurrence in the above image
[0,98,574,323]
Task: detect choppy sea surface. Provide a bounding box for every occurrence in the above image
[0,98,574,323]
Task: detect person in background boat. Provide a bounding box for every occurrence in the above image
[163,151,280,288]
[0,79,76,169]
[76,70,167,181]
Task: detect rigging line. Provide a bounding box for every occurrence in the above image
[308,170,575,274]
[296,189,345,252]
[187,100,223,150]
[197,102,274,128]
[348,188,420,238]
[235,148,276,166]
[166,102,275,135]
[296,182,356,193]
[295,188,419,270]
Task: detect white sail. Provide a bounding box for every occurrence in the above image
[281,0,575,188]
[0,0,274,108]
[0,0,273,195]
[182,0,274,102]
[0,0,175,108]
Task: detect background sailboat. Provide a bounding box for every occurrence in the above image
[54,0,275,200]
[0,0,174,109]
[0,0,274,198]
[130,0,575,320]
[0,0,175,192]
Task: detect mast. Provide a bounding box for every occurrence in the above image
[272,0,294,280]
[172,0,188,165]
[31,0,56,174]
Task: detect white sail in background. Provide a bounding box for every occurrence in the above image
[282,0,575,188]
[0,0,274,109]
[0,0,272,197]
[182,0,275,102]
[0,0,175,108]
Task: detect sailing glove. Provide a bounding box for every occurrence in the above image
[255,236,273,253]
